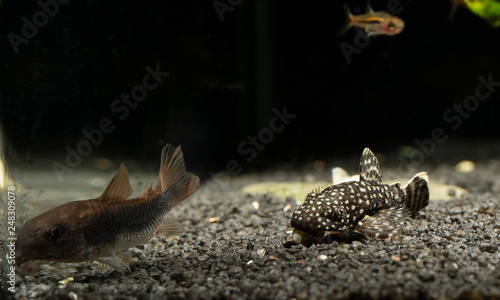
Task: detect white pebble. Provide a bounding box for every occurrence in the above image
[257,249,266,259]
[252,201,260,210]
[317,254,328,261]
[456,160,475,173]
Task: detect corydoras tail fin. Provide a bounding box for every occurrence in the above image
[141,144,200,209]
[359,148,382,184]
[338,4,354,36]
[99,163,134,202]
[403,172,429,217]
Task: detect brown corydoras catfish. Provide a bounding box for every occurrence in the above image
[17,144,200,272]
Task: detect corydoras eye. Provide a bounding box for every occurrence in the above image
[44,226,63,241]
[388,22,396,30]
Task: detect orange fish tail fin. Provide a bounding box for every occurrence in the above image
[338,4,354,36]
[448,0,460,23]
[154,144,200,208]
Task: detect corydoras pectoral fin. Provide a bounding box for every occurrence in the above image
[155,216,184,236]
[355,206,409,239]
[99,163,133,202]
[359,148,382,184]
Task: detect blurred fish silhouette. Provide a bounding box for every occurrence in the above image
[338,3,405,36]
[17,144,200,272]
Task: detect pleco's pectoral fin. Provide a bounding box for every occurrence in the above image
[90,251,132,273]
[155,216,184,236]
[354,206,409,239]
[359,148,382,184]
[98,163,134,202]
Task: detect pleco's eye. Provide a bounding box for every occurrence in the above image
[337,208,345,216]
[45,226,63,240]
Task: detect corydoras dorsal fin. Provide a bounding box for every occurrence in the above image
[359,148,382,184]
[99,163,133,202]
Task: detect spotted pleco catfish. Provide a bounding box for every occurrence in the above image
[291,148,429,246]
[17,144,200,272]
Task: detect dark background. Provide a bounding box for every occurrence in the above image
[1,0,499,177]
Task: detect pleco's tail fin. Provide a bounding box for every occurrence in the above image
[403,172,429,217]
[153,144,200,209]
[338,4,354,36]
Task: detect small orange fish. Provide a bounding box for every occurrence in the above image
[338,3,405,36]
[17,144,200,272]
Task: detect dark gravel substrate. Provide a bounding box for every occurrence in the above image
[6,159,500,300]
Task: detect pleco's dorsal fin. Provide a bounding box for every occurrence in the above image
[312,185,328,194]
[359,148,382,184]
[99,163,133,202]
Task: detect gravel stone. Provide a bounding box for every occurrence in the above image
[7,157,500,300]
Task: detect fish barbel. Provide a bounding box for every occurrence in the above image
[17,144,200,272]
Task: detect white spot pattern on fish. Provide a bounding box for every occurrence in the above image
[291,148,430,246]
